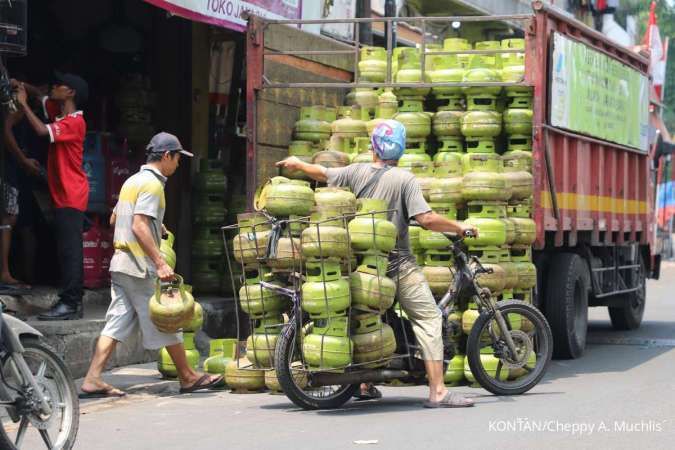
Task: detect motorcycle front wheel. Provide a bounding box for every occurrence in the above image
[0,338,79,449]
[466,300,553,396]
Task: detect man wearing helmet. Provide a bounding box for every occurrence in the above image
[276,120,476,408]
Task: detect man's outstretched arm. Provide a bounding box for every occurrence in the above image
[275,156,328,183]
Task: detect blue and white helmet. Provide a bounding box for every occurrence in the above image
[371,119,406,161]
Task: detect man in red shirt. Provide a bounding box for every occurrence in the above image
[17,73,89,320]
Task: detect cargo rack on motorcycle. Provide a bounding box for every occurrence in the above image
[221,207,427,376]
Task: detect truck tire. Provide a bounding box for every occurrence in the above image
[608,268,646,331]
[544,253,590,359]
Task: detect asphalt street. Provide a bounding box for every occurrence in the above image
[26,264,675,449]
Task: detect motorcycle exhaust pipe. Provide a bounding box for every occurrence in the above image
[311,370,410,387]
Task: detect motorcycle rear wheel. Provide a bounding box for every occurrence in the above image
[275,321,358,410]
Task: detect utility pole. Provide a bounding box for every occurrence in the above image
[384,0,397,49]
[357,0,373,45]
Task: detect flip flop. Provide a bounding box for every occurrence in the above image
[0,280,32,289]
[79,387,127,399]
[354,384,383,401]
[179,374,224,394]
[0,284,31,296]
[423,391,474,408]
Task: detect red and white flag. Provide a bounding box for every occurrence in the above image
[643,1,667,99]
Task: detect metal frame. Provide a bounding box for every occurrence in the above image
[256,15,534,90]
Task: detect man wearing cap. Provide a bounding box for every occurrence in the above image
[16,73,90,320]
[79,132,222,397]
[276,119,477,408]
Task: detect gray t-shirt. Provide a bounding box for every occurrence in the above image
[326,163,431,272]
[109,165,167,278]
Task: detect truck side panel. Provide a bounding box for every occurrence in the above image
[528,5,653,252]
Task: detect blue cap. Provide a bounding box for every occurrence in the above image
[371,120,406,161]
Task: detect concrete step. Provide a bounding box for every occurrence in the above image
[1,287,243,378]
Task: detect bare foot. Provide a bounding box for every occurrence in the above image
[0,274,31,288]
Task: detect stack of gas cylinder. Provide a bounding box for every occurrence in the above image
[227,177,400,390]
[191,159,228,295]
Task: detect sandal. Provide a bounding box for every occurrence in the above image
[423,391,474,408]
[179,374,224,394]
[353,384,383,401]
[79,387,127,399]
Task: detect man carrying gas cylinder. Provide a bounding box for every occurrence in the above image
[276,119,477,408]
[80,132,222,398]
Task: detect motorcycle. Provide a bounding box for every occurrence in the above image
[225,210,553,410]
[0,304,79,449]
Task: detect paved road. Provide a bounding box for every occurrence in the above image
[24,265,675,449]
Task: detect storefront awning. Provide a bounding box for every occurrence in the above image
[144,0,301,32]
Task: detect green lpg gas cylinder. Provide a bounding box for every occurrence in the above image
[157,343,199,379]
[394,48,431,98]
[267,237,303,270]
[302,317,353,371]
[463,217,507,247]
[348,215,397,253]
[182,301,204,332]
[239,277,288,318]
[301,224,350,259]
[350,255,396,312]
[314,187,357,215]
[195,159,227,193]
[429,54,464,97]
[468,248,506,294]
[358,46,387,82]
[434,150,463,177]
[503,108,533,136]
[192,259,223,294]
[225,357,265,392]
[194,193,226,225]
[461,110,502,138]
[351,313,396,368]
[160,231,176,270]
[301,260,351,318]
[422,265,453,297]
[462,172,511,202]
[246,315,284,368]
[464,347,509,386]
[255,177,315,217]
[149,275,195,333]
[393,110,431,139]
[510,217,536,245]
[294,106,331,143]
[433,109,463,137]
[398,152,433,176]
[444,354,465,386]
[429,176,463,204]
[204,339,237,377]
[193,226,224,259]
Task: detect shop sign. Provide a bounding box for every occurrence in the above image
[550,32,650,152]
[144,0,302,32]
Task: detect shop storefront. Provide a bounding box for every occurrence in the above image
[2,0,238,296]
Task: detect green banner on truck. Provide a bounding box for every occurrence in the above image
[549,32,650,152]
